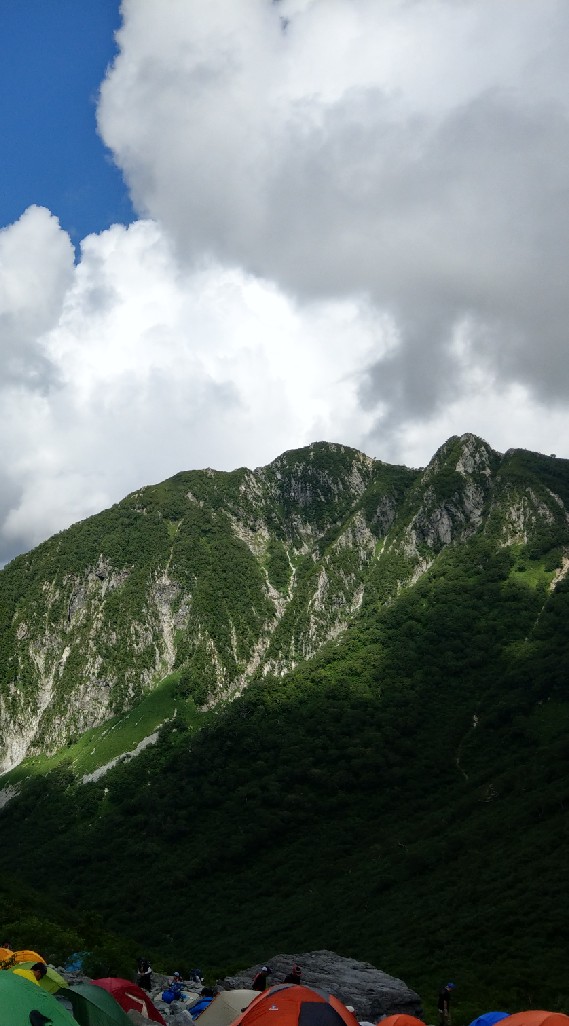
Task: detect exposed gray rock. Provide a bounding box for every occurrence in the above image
[127,1013,153,1026]
[168,1013,194,1026]
[219,950,423,1022]
[127,1012,193,1026]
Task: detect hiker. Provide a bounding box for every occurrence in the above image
[168,972,188,1001]
[252,965,272,991]
[136,957,152,992]
[437,983,456,1026]
[284,964,302,984]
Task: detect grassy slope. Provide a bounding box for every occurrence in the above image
[4,672,207,785]
[1,531,568,1021]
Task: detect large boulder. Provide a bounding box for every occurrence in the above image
[220,950,423,1022]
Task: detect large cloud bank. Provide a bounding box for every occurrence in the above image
[2,0,569,562]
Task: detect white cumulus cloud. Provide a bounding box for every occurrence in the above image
[0,215,379,563]
[98,0,569,437]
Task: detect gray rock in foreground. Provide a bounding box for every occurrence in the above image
[220,950,423,1022]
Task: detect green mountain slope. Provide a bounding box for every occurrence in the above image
[0,441,419,772]
[1,436,569,1017]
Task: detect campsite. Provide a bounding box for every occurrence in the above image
[0,946,568,1026]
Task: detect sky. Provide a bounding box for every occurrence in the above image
[1,0,569,565]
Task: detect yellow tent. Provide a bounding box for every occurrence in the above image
[13,969,39,986]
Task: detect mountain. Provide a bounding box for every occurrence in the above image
[1,434,569,1018]
[2,434,568,775]
[0,440,419,772]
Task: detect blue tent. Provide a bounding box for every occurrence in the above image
[64,952,89,972]
[468,1012,509,1026]
[188,997,214,1020]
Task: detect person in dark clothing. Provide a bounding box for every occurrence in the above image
[438,983,456,1026]
[284,965,302,985]
[252,966,272,991]
[137,958,152,992]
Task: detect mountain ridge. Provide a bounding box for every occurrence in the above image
[1,433,568,774]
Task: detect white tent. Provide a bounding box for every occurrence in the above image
[196,990,258,1026]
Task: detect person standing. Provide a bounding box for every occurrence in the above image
[136,958,152,992]
[252,966,272,991]
[284,965,302,985]
[437,983,456,1026]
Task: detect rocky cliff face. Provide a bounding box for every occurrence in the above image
[1,435,568,773]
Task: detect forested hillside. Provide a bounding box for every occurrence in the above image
[1,435,568,1020]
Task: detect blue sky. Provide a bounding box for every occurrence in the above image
[0,0,133,244]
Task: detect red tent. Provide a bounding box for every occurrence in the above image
[379,1017,425,1026]
[230,984,360,1026]
[92,978,166,1025]
[499,1014,569,1026]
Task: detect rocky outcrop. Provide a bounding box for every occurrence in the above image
[220,950,423,1021]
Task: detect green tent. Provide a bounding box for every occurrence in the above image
[65,982,133,1026]
[0,970,77,1026]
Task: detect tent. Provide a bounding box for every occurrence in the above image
[499,1014,569,1026]
[379,1017,425,1026]
[65,952,89,972]
[0,949,43,970]
[93,977,167,1025]
[197,989,259,1026]
[0,969,77,1026]
[188,996,214,1020]
[468,1013,509,1026]
[10,961,68,994]
[229,984,361,1026]
[13,950,45,964]
[65,981,135,1026]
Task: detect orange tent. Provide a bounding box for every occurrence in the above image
[12,951,45,965]
[379,1017,425,1026]
[229,984,360,1026]
[500,1014,569,1026]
